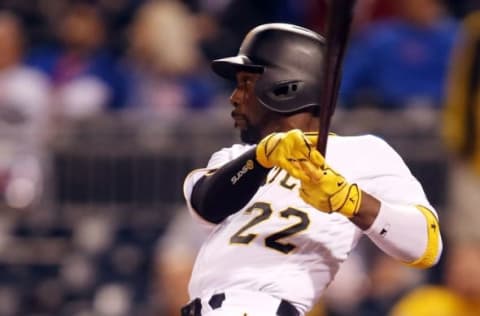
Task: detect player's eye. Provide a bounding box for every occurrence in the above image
[237,74,257,89]
[244,78,254,87]
[237,79,249,88]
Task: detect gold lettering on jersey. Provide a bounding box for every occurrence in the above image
[280,172,297,190]
[266,168,298,190]
[231,159,255,184]
[266,167,282,183]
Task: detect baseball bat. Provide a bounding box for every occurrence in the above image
[316,0,357,155]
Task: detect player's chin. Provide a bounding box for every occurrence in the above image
[234,118,247,129]
[240,128,261,144]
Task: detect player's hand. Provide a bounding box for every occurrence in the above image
[256,129,315,181]
[296,150,362,218]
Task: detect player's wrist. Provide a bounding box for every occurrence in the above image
[349,191,381,230]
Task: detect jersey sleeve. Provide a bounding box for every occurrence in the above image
[355,135,435,214]
[355,135,442,267]
[183,144,255,228]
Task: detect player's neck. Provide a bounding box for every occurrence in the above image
[277,112,319,133]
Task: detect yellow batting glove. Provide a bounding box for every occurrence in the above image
[298,155,362,218]
[256,129,314,182]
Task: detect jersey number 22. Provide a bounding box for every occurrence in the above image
[230,202,310,254]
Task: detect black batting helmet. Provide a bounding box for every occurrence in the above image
[212,23,325,113]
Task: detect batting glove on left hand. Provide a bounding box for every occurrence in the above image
[256,129,315,182]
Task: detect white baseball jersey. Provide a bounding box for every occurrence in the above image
[183,134,433,313]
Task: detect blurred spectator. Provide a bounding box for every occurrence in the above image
[389,242,480,316]
[340,0,458,109]
[0,11,51,209]
[153,206,209,316]
[321,250,369,316]
[442,10,480,242]
[0,0,145,52]
[0,0,54,46]
[199,0,306,61]
[354,252,424,316]
[323,247,424,316]
[445,0,480,18]
[305,0,398,34]
[27,3,127,120]
[121,0,216,122]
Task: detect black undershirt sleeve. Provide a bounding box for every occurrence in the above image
[191,147,271,224]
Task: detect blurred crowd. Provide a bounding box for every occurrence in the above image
[0,0,478,315]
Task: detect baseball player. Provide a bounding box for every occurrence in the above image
[182,23,442,316]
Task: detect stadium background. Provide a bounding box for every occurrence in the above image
[0,0,478,315]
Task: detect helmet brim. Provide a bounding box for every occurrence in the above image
[211,55,264,81]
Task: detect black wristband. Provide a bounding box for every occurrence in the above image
[191,147,270,223]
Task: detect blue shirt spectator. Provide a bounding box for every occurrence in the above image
[25,3,128,118]
[120,0,217,120]
[26,46,127,111]
[340,1,459,109]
